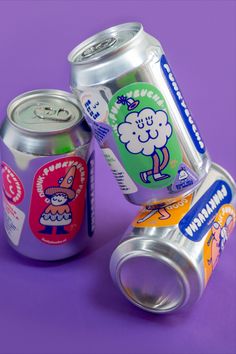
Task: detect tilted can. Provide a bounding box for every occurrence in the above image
[0,89,95,261]
[110,163,236,313]
[68,22,210,206]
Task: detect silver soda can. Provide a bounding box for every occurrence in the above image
[0,89,95,261]
[68,22,210,206]
[110,163,236,313]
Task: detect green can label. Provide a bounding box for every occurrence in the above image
[108,83,182,189]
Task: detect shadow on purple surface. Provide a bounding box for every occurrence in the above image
[0,206,130,268]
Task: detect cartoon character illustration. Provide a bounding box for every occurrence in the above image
[207,215,234,269]
[137,205,170,223]
[39,165,77,235]
[117,107,172,183]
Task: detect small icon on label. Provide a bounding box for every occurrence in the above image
[171,163,198,192]
[117,95,140,110]
[178,167,189,181]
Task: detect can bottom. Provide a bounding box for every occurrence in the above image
[5,234,91,262]
[110,237,203,314]
[117,254,186,313]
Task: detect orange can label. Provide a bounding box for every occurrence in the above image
[132,194,193,228]
[203,204,236,285]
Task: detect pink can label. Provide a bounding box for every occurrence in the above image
[29,156,87,245]
[1,162,24,205]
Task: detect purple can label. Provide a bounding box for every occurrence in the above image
[87,151,95,237]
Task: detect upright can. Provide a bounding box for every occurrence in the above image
[0,90,95,261]
[68,22,210,206]
[110,163,236,313]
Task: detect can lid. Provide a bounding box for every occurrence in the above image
[116,253,187,313]
[7,89,82,134]
[68,22,143,64]
[109,237,202,314]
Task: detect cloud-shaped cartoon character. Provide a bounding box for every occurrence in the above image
[117,108,172,183]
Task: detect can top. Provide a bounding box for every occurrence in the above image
[7,89,83,134]
[68,22,143,64]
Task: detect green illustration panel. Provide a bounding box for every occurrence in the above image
[108,82,182,189]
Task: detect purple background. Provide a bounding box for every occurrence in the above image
[0,1,235,354]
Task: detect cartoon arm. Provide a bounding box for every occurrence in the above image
[44,205,53,214]
[137,209,158,223]
[64,205,70,213]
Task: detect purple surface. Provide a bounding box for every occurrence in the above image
[0,1,235,354]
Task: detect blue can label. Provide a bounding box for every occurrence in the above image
[161,55,205,154]
[179,180,232,241]
[87,151,95,237]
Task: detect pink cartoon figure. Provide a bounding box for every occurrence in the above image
[207,215,234,269]
[39,165,76,235]
[137,205,170,223]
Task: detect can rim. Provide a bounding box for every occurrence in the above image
[110,238,196,314]
[68,22,143,65]
[7,89,83,135]
[114,250,189,314]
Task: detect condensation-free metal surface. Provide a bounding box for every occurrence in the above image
[8,89,82,133]
[1,89,91,156]
[110,163,236,313]
[68,22,141,63]
[119,255,185,312]
[69,22,210,206]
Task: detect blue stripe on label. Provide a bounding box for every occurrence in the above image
[179,180,232,242]
[160,55,206,154]
[87,151,95,237]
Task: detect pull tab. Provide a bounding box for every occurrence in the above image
[34,105,71,121]
[81,37,117,58]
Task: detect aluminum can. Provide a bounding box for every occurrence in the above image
[68,22,210,206]
[0,89,95,261]
[110,163,236,313]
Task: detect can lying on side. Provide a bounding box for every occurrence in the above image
[68,22,210,206]
[0,89,95,261]
[110,163,236,313]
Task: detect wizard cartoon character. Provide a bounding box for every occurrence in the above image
[39,165,76,235]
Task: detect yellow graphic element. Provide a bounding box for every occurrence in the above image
[204,204,236,285]
[133,194,193,228]
[170,160,178,169]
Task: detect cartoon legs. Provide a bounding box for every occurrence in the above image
[140,147,170,183]
[137,206,170,223]
[39,226,68,234]
[56,226,68,234]
[39,226,53,234]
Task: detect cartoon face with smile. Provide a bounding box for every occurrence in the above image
[118,107,172,183]
[51,193,68,206]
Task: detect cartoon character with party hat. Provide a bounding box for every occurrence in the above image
[39,165,77,235]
